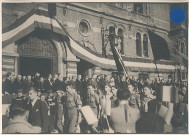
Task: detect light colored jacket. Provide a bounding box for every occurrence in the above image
[3,119,41,133]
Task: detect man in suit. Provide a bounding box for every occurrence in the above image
[38,77,45,93]
[33,72,40,90]
[76,74,83,95]
[3,72,14,95]
[69,76,77,89]
[54,74,64,92]
[28,87,49,133]
[44,74,53,93]
[13,75,23,93]
[23,75,33,93]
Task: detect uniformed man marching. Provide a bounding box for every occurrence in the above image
[64,84,82,133]
[86,85,100,116]
[85,85,100,132]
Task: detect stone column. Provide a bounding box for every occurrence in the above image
[64,42,80,77]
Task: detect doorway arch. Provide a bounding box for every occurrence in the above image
[17,36,58,77]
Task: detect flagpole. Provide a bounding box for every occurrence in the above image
[109,33,128,78]
[179,64,182,88]
[154,60,161,82]
[173,63,177,83]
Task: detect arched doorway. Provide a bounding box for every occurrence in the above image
[17,36,58,77]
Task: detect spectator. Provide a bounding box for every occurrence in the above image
[76,74,83,95]
[52,74,58,91]
[23,75,33,93]
[119,76,128,90]
[110,85,118,108]
[44,74,53,93]
[3,101,41,133]
[128,84,141,109]
[69,75,77,89]
[12,89,27,104]
[13,75,23,93]
[33,72,40,90]
[109,77,115,87]
[38,77,45,93]
[28,87,49,133]
[3,72,14,95]
[62,77,69,92]
[141,84,155,112]
[46,90,56,133]
[178,86,187,103]
[171,113,187,133]
[82,75,89,104]
[54,73,64,92]
[136,113,165,133]
[110,90,137,133]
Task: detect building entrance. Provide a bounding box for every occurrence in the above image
[20,57,52,77]
[17,36,58,77]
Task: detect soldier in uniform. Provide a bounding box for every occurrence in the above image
[46,90,56,133]
[86,85,100,116]
[128,84,141,109]
[64,84,82,133]
[56,90,65,133]
[85,85,100,132]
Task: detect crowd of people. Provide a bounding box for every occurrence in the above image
[2,72,188,133]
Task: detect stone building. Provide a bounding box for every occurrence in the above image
[2,3,188,81]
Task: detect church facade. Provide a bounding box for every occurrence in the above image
[2,3,188,81]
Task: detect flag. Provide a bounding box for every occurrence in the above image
[109,34,128,76]
[148,30,188,67]
[148,30,170,61]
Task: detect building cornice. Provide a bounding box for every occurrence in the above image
[60,3,169,33]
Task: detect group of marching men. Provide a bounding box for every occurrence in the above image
[2,72,188,133]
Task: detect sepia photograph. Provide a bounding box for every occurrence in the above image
[1,1,188,134]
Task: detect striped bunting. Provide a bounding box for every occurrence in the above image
[2,9,181,72]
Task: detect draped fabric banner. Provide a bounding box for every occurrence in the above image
[148,30,170,61]
[2,9,181,71]
[148,30,188,67]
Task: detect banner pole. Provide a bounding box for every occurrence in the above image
[179,64,182,88]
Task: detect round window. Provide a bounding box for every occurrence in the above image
[79,20,90,36]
